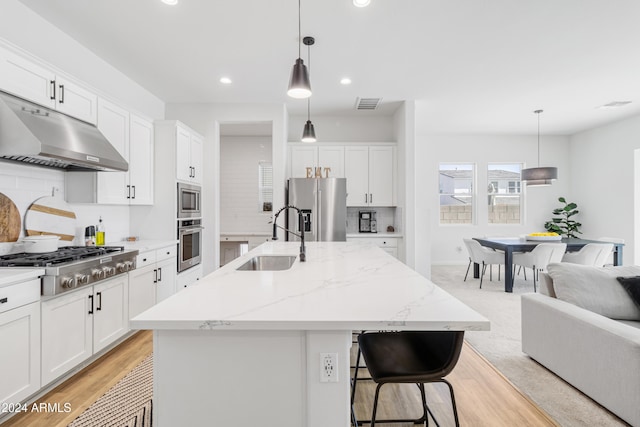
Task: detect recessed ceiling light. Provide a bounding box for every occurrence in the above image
[353,0,371,7]
[161,0,178,5]
[340,78,352,85]
[220,77,232,85]
[597,101,632,109]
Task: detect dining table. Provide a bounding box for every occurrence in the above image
[472,237,624,292]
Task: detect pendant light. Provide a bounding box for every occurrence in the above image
[301,36,316,142]
[287,0,311,99]
[521,109,558,186]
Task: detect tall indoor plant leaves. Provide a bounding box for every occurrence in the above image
[544,197,582,238]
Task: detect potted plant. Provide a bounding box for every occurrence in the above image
[544,197,582,238]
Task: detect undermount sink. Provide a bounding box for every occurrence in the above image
[236,255,297,271]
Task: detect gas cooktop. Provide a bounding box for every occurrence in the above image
[0,246,126,267]
[0,246,139,296]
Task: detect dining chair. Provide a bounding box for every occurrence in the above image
[512,243,567,291]
[597,237,624,266]
[356,330,464,427]
[562,243,614,267]
[463,238,503,288]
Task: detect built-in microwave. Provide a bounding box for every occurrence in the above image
[177,182,201,218]
[178,218,202,272]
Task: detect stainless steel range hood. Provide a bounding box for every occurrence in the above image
[0,91,128,172]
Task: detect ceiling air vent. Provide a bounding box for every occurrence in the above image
[355,97,382,110]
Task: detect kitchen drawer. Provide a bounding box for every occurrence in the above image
[349,237,398,248]
[0,278,40,314]
[156,245,177,262]
[136,251,157,268]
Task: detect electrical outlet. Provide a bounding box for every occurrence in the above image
[320,352,338,383]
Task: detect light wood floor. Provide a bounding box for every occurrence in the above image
[1,332,557,427]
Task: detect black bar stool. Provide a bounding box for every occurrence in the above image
[356,330,464,426]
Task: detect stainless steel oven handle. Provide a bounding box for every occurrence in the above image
[179,226,204,235]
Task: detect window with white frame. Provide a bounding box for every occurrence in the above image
[258,162,273,212]
[487,163,522,224]
[439,163,474,224]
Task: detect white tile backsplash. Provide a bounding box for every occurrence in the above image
[0,161,129,255]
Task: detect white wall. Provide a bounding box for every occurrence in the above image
[569,114,640,265]
[414,100,571,265]
[0,0,164,119]
[288,115,394,142]
[393,102,415,271]
[165,103,288,276]
[0,162,129,255]
[220,136,272,233]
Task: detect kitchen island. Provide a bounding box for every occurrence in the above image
[132,241,489,427]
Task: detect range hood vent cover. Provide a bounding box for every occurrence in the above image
[0,91,128,172]
[355,97,382,110]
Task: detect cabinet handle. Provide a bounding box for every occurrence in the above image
[59,84,65,104]
[158,267,163,282]
[88,295,94,314]
[369,193,373,204]
[96,292,102,311]
[132,185,136,199]
[0,297,7,304]
[153,269,158,283]
[365,193,367,203]
[126,185,131,199]
[50,80,56,100]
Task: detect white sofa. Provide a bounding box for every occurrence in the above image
[521,263,640,427]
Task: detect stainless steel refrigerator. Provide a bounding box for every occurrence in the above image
[286,178,347,242]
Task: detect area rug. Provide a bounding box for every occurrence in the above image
[431,265,628,427]
[67,354,153,427]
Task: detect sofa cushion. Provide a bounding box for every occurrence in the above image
[546,263,640,320]
[616,276,640,310]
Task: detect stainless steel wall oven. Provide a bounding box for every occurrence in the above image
[178,218,202,272]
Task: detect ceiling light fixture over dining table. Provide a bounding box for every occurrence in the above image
[521,109,558,186]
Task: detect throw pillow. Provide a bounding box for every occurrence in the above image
[547,263,640,320]
[616,276,640,310]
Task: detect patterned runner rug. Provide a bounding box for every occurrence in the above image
[67,354,153,427]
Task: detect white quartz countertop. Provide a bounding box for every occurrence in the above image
[112,240,178,253]
[0,268,45,288]
[132,242,489,332]
[346,233,403,238]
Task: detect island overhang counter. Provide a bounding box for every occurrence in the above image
[132,241,489,427]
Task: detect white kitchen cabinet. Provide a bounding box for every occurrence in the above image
[65,100,154,205]
[41,276,129,385]
[129,245,177,323]
[41,287,93,385]
[176,125,203,184]
[289,144,344,178]
[344,145,395,207]
[92,276,129,353]
[347,236,399,259]
[0,46,97,124]
[177,265,203,289]
[128,114,155,205]
[0,279,41,408]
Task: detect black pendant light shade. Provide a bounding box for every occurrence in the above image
[288,58,311,99]
[522,109,557,186]
[302,119,316,142]
[287,0,311,99]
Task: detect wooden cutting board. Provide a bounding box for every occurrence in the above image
[0,192,21,242]
[25,196,77,242]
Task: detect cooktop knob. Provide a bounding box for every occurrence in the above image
[61,276,77,289]
[75,274,89,285]
[116,262,126,273]
[124,261,134,271]
[102,266,115,277]
[91,268,104,280]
